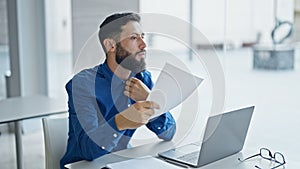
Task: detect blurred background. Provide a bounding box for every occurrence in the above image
[0,0,299,168]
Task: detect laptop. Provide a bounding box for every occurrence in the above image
[158,106,255,168]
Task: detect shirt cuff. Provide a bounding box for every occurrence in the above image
[89,117,125,152]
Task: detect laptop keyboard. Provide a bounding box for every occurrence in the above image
[177,151,200,163]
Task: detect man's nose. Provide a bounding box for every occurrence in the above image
[139,37,147,50]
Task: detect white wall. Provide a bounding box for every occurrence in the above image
[193,0,226,44]
[45,0,72,54]
[45,0,72,98]
[17,0,47,96]
[141,0,295,46]
[140,0,189,21]
[71,0,140,71]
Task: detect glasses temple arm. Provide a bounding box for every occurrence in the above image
[238,154,260,162]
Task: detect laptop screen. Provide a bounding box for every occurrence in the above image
[198,106,254,166]
[158,106,255,168]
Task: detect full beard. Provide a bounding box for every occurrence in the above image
[115,43,146,74]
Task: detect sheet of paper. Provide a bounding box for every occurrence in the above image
[106,156,182,169]
[147,63,204,118]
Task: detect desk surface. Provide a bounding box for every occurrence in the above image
[65,140,300,169]
[0,95,67,124]
[65,105,300,169]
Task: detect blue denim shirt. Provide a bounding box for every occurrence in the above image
[60,61,176,168]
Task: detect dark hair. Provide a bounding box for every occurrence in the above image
[98,12,141,54]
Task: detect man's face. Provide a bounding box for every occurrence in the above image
[115,21,147,73]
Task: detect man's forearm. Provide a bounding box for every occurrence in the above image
[115,113,143,130]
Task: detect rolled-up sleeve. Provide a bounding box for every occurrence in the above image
[146,112,176,141]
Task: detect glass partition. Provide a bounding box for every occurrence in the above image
[45,0,72,99]
[0,0,10,100]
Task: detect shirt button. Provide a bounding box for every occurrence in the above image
[101,146,105,150]
[128,103,131,107]
[157,127,161,130]
[113,133,118,138]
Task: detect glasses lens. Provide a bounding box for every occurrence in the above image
[274,152,285,164]
[260,148,272,160]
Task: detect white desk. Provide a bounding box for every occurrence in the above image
[65,105,300,169]
[0,95,67,169]
[65,140,300,169]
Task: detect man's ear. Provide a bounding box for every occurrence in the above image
[103,39,116,52]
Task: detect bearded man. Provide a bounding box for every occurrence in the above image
[60,12,176,169]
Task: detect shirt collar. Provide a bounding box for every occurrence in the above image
[100,60,135,86]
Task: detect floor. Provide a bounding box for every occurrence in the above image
[0,47,300,169]
[0,128,44,169]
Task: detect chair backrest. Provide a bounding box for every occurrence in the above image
[42,116,68,169]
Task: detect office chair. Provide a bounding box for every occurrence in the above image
[42,115,68,169]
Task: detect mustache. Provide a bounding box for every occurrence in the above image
[135,49,146,56]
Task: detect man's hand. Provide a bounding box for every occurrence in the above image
[124,77,150,101]
[115,101,160,130]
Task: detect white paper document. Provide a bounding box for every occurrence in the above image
[147,63,204,118]
[105,156,182,169]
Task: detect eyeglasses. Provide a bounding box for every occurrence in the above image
[238,148,286,169]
